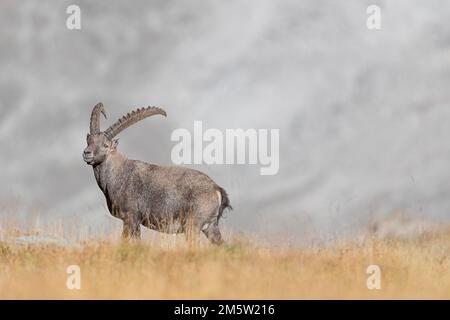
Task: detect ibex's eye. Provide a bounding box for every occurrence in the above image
[103,143,109,148]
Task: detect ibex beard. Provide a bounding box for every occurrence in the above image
[83,103,232,244]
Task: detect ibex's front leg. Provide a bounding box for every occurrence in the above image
[183,214,202,247]
[122,213,141,240]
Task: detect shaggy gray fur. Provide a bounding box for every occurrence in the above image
[83,103,231,244]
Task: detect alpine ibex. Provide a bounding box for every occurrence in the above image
[83,103,231,244]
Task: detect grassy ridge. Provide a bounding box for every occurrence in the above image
[0,230,450,299]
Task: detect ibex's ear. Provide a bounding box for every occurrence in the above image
[86,133,91,143]
[111,138,119,150]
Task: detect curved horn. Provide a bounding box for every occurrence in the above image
[90,102,107,134]
[104,106,167,140]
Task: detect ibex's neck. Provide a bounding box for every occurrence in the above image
[93,151,128,194]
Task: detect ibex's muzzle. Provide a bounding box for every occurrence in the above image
[83,149,94,164]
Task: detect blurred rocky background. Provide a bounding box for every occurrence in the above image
[1,0,449,244]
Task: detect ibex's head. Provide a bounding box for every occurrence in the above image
[83,102,167,166]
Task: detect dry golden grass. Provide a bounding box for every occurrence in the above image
[0,228,450,299]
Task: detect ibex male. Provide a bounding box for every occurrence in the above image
[83,103,231,244]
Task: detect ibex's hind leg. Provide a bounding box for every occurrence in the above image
[200,190,225,245]
[203,223,224,245]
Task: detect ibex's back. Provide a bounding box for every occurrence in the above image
[109,160,230,234]
[83,103,231,244]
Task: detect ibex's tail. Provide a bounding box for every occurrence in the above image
[217,186,232,219]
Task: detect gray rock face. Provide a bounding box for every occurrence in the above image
[368,212,438,239]
[4,235,72,247]
[0,1,449,243]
